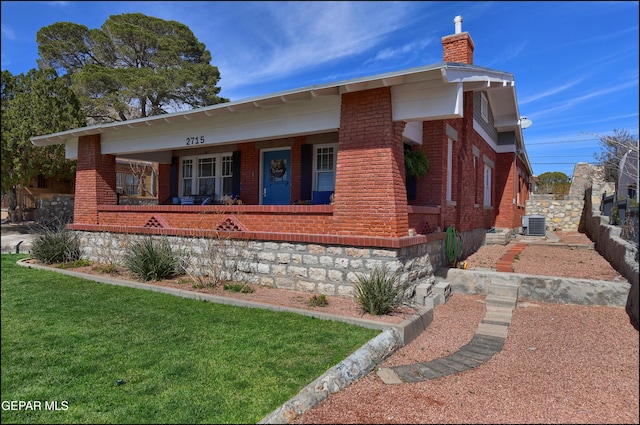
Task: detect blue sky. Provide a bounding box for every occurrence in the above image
[1,1,638,178]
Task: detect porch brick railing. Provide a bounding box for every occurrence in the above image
[67,203,446,249]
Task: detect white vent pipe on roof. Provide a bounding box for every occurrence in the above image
[454,15,463,34]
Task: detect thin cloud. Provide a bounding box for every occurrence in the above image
[369,39,434,62]
[519,79,586,105]
[483,41,528,68]
[36,1,70,7]
[214,2,417,91]
[529,80,639,120]
[1,23,15,39]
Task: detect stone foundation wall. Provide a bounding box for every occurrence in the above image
[36,194,74,223]
[73,227,486,303]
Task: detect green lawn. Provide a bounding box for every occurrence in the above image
[1,254,379,424]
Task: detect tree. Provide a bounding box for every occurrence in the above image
[36,13,229,123]
[592,129,639,197]
[535,171,571,195]
[1,69,85,222]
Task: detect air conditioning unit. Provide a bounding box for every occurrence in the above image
[522,215,546,236]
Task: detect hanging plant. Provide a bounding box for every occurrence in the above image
[404,149,429,178]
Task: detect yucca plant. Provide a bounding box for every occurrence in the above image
[30,220,81,264]
[123,236,181,281]
[353,266,403,315]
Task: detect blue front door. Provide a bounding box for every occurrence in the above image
[262,149,291,205]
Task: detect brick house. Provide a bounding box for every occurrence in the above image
[30,17,533,302]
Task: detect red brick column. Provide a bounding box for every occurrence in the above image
[495,152,516,228]
[74,135,116,224]
[333,87,409,237]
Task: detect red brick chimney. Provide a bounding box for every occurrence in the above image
[442,15,474,64]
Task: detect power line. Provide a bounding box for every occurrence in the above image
[526,138,599,145]
[530,155,597,158]
[530,162,594,165]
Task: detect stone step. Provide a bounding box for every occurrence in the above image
[488,282,520,299]
[484,230,512,245]
[485,294,517,310]
[482,309,513,325]
[476,322,509,338]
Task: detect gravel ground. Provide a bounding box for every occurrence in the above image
[292,232,638,424]
[293,294,639,424]
[464,231,627,282]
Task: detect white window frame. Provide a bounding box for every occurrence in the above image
[481,92,489,123]
[313,143,338,192]
[179,152,233,199]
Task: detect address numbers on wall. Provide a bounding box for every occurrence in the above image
[186,136,206,146]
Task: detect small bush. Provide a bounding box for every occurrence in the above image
[30,222,81,265]
[123,237,181,281]
[93,263,120,275]
[353,266,403,315]
[58,259,92,269]
[308,294,328,307]
[223,283,254,293]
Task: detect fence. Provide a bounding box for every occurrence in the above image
[601,193,639,244]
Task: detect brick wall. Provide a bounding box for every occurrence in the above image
[74,135,117,224]
[494,152,515,228]
[442,32,474,64]
[95,205,334,234]
[413,95,499,233]
[333,87,409,237]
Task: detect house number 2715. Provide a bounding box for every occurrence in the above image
[186,136,205,145]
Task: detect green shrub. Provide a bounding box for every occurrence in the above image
[353,266,403,315]
[223,283,254,293]
[308,294,328,307]
[123,236,181,281]
[58,259,92,269]
[30,222,81,265]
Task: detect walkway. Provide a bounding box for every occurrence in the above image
[377,246,523,385]
[496,243,527,272]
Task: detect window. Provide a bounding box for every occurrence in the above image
[179,153,233,199]
[221,155,233,196]
[481,92,489,123]
[180,159,193,196]
[197,157,215,196]
[446,139,453,202]
[116,172,140,195]
[314,144,337,191]
[37,174,47,189]
[484,163,492,206]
